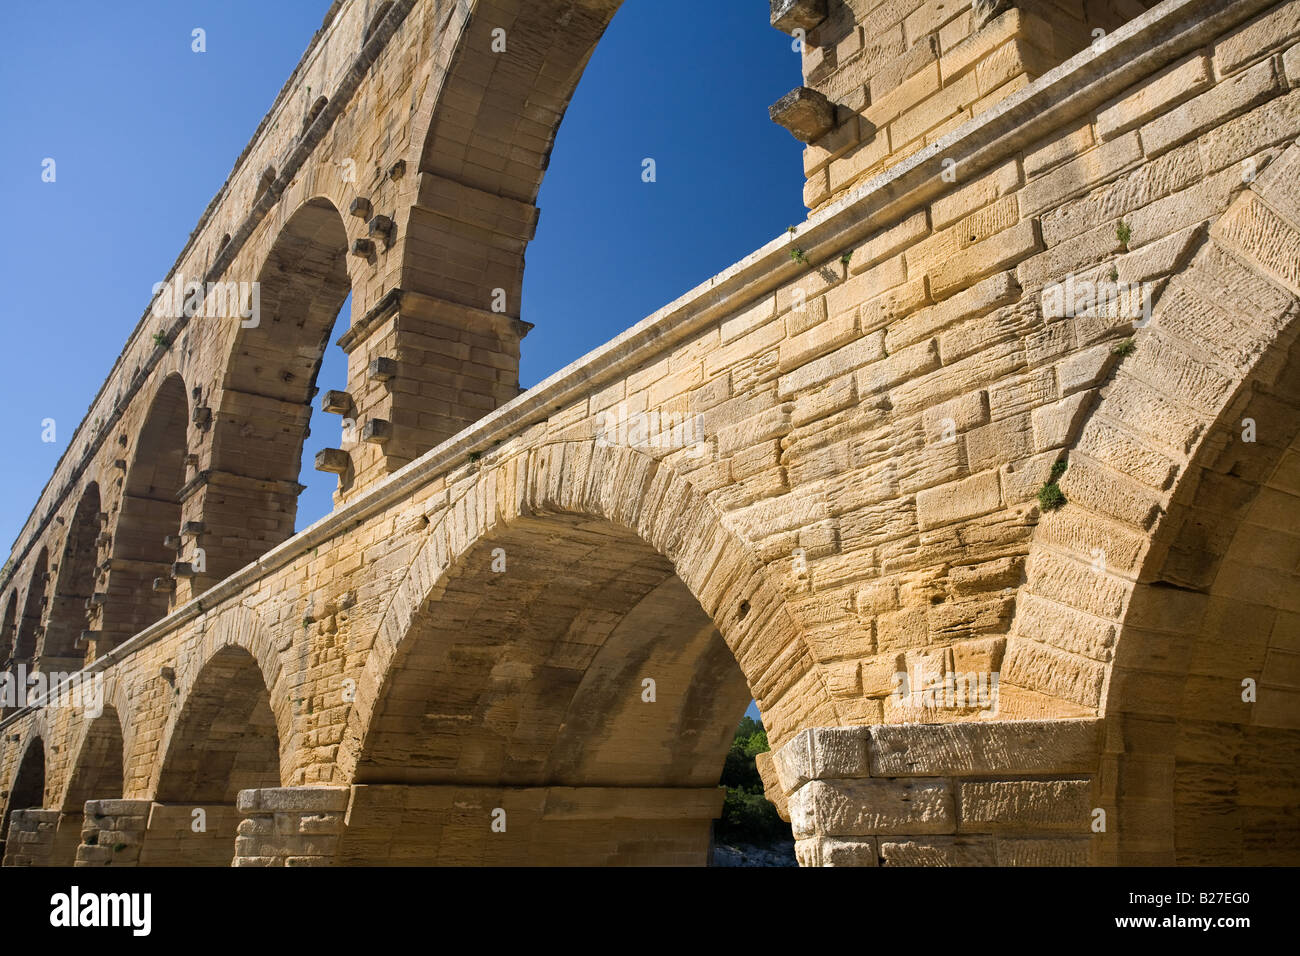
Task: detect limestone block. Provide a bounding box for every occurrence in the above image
[1141,57,1280,158]
[931,158,1021,230]
[868,719,1102,776]
[1215,2,1300,76]
[1030,389,1096,453]
[922,389,990,442]
[789,778,955,838]
[1097,54,1213,141]
[915,470,1001,530]
[772,726,870,792]
[957,778,1092,830]
[795,835,879,866]
[928,220,1040,298]
[880,836,995,866]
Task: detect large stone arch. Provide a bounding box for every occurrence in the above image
[327,440,830,864]
[0,590,15,664]
[0,735,46,863]
[100,372,191,655]
[405,0,621,317]
[151,602,292,797]
[339,440,839,785]
[12,548,49,667]
[145,637,282,865]
[42,483,101,669]
[51,706,125,865]
[205,195,356,580]
[1001,147,1300,864]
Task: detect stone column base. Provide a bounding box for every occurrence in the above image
[234,787,350,866]
[2,809,60,866]
[769,719,1104,866]
[76,799,152,866]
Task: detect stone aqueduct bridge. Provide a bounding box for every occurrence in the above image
[2,0,1300,867]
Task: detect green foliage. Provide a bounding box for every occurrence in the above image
[151,331,170,350]
[1111,337,1136,357]
[840,250,853,267]
[1037,460,1068,512]
[1116,219,1132,249]
[789,247,808,265]
[716,716,790,845]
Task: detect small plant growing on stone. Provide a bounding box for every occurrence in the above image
[840,250,853,267]
[1037,460,1068,512]
[1108,265,1119,282]
[1116,220,1132,250]
[1111,337,1136,357]
[790,247,808,264]
[152,331,170,350]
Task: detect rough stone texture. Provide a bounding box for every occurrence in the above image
[1,0,1299,867]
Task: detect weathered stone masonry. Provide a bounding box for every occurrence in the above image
[2,0,1299,865]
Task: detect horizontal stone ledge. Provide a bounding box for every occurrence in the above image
[345,784,725,822]
[236,787,351,815]
[771,718,1103,790]
[83,798,154,817]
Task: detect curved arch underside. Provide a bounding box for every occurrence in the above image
[1109,296,1300,865]
[356,513,752,788]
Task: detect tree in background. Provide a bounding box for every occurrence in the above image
[716,716,791,845]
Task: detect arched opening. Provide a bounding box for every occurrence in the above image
[255,165,276,204]
[344,513,757,865]
[0,739,45,863]
[13,549,49,666]
[302,95,327,134]
[363,1,393,43]
[101,374,189,654]
[55,708,124,864]
[207,197,352,574]
[148,645,280,865]
[0,593,16,718]
[1107,320,1300,865]
[43,484,101,669]
[0,591,16,665]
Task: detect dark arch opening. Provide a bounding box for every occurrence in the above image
[207,197,352,578]
[346,513,754,865]
[363,1,393,43]
[1,592,16,665]
[302,95,327,134]
[101,374,189,654]
[0,739,45,863]
[13,549,49,665]
[255,165,276,204]
[148,645,279,866]
[43,484,101,668]
[55,708,125,864]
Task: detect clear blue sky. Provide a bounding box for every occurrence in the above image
[0,0,803,693]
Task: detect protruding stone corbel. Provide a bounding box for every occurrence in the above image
[368,357,398,382]
[349,197,372,219]
[973,0,1016,30]
[361,419,392,445]
[769,87,836,143]
[321,390,352,414]
[770,0,827,33]
[315,449,350,475]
